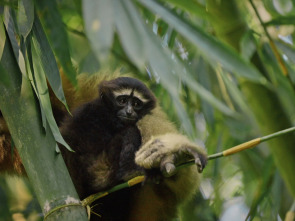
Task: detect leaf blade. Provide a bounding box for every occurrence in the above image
[137,0,267,84]
[36,0,77,85]
[114,0,146,69]
[17,0,34,38]
[83,0,115,62]
[32,16,69,110]
[31,35,73,152]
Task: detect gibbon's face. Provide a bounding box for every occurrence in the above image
[114,88,147,124]
[99,77,156,124]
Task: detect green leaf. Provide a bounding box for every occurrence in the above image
[0,22,10,87]
[146,28,235,117]
[0,62,10,86]
[35,0,77,85]
[165,0,209,19]
[146,35,235,134]
[258,43,295,117]
[220,69,252,115]
[30,36,73,152]
[195,57,216,129]
[32,16,69,111]
[265,16,295,26]
[271,0,293,15]
[0,21,5,52]
[25,36,47,128]
[0,18,22,88]
[246,156,275,220]
[3,7,19,61]
[17,0,34,38]
[79,50,100,74]
[240,30,257,61]
[114,0,146,69]
[183,72,236,116]
[83,0,115,62]
[276,41,295,64]
[137,0,267,84]
[3,7,27,76]
[147,50,195,135]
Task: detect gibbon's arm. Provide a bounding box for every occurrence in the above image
[137,107,207,202]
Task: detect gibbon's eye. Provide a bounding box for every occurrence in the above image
[132,98,143,109]
[116,96,128,106]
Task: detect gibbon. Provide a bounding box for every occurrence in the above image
[59,77,157,199]
[0,71,207,221]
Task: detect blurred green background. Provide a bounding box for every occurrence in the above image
[1,0,295,220]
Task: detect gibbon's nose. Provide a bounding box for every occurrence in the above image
[126,105,133,116]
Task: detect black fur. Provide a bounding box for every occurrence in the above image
[59,77,156,220]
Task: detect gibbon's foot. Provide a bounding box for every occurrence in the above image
[143,168,163,185]
[135,134,207,177]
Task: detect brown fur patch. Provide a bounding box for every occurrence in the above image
[129,185,178,221]
[87,152,113,190]
[0,134,25,175]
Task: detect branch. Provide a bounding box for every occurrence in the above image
[82,126,295,206]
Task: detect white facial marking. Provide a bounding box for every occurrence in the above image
[113,88,132,98]
[113,88,148,103]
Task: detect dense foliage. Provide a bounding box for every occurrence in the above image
[1,0,295,220]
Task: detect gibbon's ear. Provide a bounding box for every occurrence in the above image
[98,80,117,108]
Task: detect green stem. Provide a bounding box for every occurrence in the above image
[84,126,295,204]
[261,126,295,142]
[207,152,224,160]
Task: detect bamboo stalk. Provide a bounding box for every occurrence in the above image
[0,22,88,220]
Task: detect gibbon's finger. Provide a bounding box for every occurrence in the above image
[135,147,163,168]
[143,154,162,169]
[136,147,159,162]
[135,140,165,168]
[136,139,164,157]
[160,155,176,177]
[183,147,207,173]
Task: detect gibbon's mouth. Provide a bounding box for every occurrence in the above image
[118,115,137,123]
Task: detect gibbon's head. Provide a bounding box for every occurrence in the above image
[99,77,156,124]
